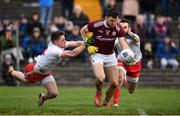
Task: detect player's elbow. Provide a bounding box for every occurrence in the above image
[135,38,140,43]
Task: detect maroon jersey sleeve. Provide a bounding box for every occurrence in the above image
[116,24,125,37]
[87,22,95,32]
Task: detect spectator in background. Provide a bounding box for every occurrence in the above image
[161,0,171,20]
[67,25,88,62]
[66,25,81,41]
[0,25,16,51]
[122,0,139,24]
[69,4,89,28]
[0,25,24,61]
[156,36,180,71]
[142,42,154,69]
[22,27,46,63]
[133,15,149,39]
[102,0,117,18]
[46,23,59,44]
[177,0,180,21]
[0,16,12,36]
[1,54,17,86]
[28,12,44,36]
[161,0,180,21]
[61,0,74,18]
[19,16,29,46]
[65,20,74,35]
[139,0,157,33]
[54,16,66,31]
[39,0,54,34]
[150,15,171,44]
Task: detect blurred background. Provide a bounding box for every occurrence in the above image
[0,0,180,88]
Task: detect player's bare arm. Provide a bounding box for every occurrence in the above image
[128,31,140,43]
[66,41,84,48]
[61,42,86,58]
[118,36,129,49]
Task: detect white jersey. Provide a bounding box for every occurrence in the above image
[34,41,65,74]
[115,33,142,62]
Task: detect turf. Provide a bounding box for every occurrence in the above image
[0,86,180,115]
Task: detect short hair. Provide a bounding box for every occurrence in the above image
[51,31,65,41]
[120,19,131,26]
[106,8,119,18]
[120,19,130,24]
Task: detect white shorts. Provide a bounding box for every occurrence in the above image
[41,75,55,85]
[90,53,117,67]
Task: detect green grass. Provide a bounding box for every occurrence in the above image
[0,86,180,115]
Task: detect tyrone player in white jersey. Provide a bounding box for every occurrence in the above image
[113,19,142,107]
[8,31,86,106]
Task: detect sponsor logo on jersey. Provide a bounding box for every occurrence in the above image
[112,31,116,36]
[106,30,110,35]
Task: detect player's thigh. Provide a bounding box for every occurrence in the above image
[92,63,105,81]
[104,65,119,85]
[42,75,58,94]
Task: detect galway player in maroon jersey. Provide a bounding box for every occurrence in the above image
[81,8,132,107]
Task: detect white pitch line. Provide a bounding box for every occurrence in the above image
[137,108,148,116]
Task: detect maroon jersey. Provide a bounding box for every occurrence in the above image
[87,19,125,55]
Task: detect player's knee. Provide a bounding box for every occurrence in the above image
[118,77,124,85]
[128,89,135,94]
[95,78,104,86]
[110,82,118,89]
[96,76,105,83]
[49,91,58,98]
[129,91,134,94]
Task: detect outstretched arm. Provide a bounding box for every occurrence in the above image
[66,41,84,48]
[61,42,86,58]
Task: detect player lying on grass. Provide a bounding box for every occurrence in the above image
[113,19,142,107]
[9,31,86,106]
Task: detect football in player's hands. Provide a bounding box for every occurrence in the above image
[117,49,136,65]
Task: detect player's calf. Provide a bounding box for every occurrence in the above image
[8,66,27,84]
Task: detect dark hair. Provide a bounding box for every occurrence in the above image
[120,19,130,24]
[106,8,119,18]
[51,31,65,41]
[120,19,131,26]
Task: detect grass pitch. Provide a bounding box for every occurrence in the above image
[0,86,180,115]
